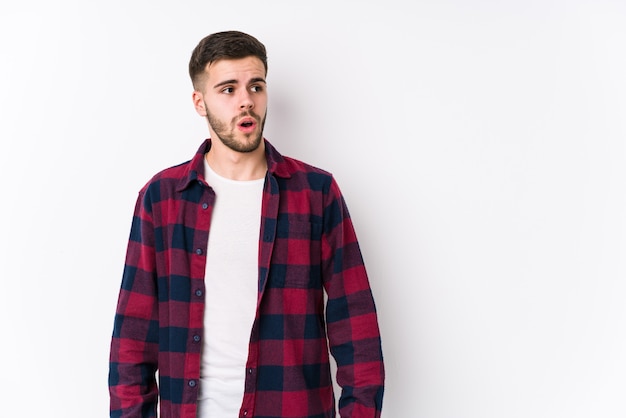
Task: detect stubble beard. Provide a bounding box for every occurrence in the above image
[205,106,266,153]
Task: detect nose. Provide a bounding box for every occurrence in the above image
[239,90,254,110]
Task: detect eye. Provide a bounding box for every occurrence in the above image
[221,87,234,94]
[250,85,263,93]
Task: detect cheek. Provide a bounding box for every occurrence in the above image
[255,98,268,113]
[205,101,227,118]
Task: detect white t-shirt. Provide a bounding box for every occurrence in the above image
[196,157,264,417]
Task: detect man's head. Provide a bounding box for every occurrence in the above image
[189,31,268,91]
[190,31,269,154]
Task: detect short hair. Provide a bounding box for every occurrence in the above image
[189,30,268,90]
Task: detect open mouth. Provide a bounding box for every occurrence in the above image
[238,117,257,131]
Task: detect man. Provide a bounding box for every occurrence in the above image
[109,30,384,418]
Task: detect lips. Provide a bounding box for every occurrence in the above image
[237,116,257,132]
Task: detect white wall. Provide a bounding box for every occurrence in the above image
[1,1,625,416]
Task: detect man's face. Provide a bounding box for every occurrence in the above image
[193,56,267,153]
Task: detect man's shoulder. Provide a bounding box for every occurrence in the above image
[281,154,332,178]
[274,154,344,197]
[153,159,193,180]
[138,159,193,194]
[265,140,331,180]
[137,139,209,194]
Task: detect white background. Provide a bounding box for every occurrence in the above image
[1,1,625,417]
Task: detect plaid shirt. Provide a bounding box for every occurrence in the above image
[109,139,384,418]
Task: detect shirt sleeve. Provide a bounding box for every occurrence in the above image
[321,176,385,417]
[109,189,160,418]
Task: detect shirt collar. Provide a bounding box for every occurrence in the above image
[176,138,292,191]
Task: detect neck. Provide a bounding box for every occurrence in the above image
[205,139,267,181]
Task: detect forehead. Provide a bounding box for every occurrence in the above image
[205,56,266,83]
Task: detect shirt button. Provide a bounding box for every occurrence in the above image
[195,248,203,255]
[202,203,209,209]
[193,335,201,342]
[248,368,253,374]
[243,411,248,416]
[188,380,197,387]
[195,289,203,297]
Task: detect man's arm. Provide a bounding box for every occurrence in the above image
[322,177,385,417]
[109,190,160,418]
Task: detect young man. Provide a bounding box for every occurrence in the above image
[109,31,384,418]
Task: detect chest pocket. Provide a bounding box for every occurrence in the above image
[268,220,323,288]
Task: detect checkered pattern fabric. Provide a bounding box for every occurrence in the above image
[109,139,384,417]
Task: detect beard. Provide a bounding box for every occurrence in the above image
[205,105,266,153]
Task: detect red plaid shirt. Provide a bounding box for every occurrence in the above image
[109,139,384,417]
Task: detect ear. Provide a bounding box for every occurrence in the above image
[192,91,207,117]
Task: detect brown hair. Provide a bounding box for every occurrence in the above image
[189,31,268,90]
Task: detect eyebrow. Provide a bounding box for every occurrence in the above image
[213,77,267,89]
